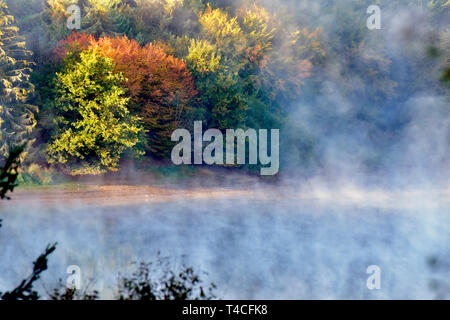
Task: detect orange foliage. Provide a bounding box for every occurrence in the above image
[90,36,197,156]
[54,32,94,59]
[90,37,196,104]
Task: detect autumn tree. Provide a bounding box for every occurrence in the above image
[47,49,142,175]
[54,31,95,59]
[0,0,37,162]
[92,37,197,157]
[56,34,197,158]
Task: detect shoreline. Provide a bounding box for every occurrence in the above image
[2,184,449,211]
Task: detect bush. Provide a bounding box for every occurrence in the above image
[117,255,217,300]
[17,163,54,186]
[49,254,217,300]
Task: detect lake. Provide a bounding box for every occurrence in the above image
[1,182,449,299]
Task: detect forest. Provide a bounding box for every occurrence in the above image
[0,0,446,180]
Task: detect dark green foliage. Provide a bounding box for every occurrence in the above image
[110,7,133,37]
[0,146,22,199]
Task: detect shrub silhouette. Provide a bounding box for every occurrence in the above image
[49,255,217,300]
[1,244,57,300]
[117,255,216,300]
[0,147,57,300]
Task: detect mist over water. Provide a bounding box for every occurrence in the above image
[1,181,449,299]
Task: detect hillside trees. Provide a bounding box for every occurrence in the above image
[0,1,37,162]
[42,0,204,48]
[38,1,325,170]
[8,0,446,174]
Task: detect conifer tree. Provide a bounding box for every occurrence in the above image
[0,0,36,162]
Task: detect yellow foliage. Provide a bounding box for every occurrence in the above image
[199,4,243,48]
[187,39,221,73]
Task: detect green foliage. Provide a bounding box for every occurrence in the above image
[119,0,176,44]
[195,70,248,129]
[82,0,128,37]
[0,0,37,162]
[199,4,244,54]
[42,0,75,46]
[42,0,133,45]
[47,49,143,175]
[184,4,322,130]
[116,0,203,45]
[0,145,22,199]
[17,163,54,186]
[187,39,221,73]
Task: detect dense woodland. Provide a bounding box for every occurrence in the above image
[0,0,448,178]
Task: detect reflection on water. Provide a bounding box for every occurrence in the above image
[0,186,449,299]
